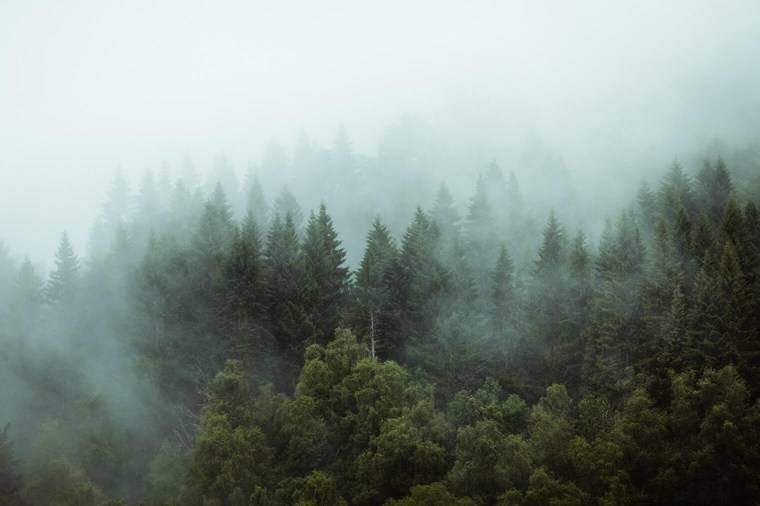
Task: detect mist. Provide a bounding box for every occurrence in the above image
[2,0,759,264]
[2,1,760,505]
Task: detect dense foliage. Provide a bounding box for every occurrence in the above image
[2,153,760,505]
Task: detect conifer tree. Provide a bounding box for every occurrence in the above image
[353,219,398,358]
[529,210,566,382]
[722,198,755,277]
[431,183,460,249]
[562,230,593,391]
[302,203,350,345]
[264,212,308,382]
[192,184,235,302]
[490,244,516,344]
[584,214,645,400]
[45,232,80,306]
[465,175,498,284]
[662,285,691,372]
[636,179,657,237]
[272,186,304,232]
[697,158,734,225]
[216,213,271,375]
[384,207,448,362]
[245,172,269,229]
[659,161,695,223]
[691,211,714,266]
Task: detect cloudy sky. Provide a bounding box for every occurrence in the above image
[1,0,759,264]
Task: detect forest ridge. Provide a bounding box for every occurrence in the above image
[1,156,760,505]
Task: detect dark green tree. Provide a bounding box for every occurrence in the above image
[264,212,309,384]
[352,218,398,358]
[302,204,350,346]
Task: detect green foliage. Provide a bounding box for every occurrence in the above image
[6,158,760,505]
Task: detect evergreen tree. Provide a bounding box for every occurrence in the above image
[659,161,695,223]
[722,197,755,276]
[245,171,269,229]
[562,230,593,392]
[696,158,734,225]
[691,211,714,266]
[384,207,449,362]
[529,210,566,382]
[465,175,496,265]
[264,212,308,384]
[636,179,657,238]
[272,186,304,232]
[216,213,272,377]
[490,244,516,344]
[661,285,691,372]
[45,232,80,306]
[353,218,398,358]
[191,184,235,323]
[584,214,645,400]
[302,203,350,345]
[431,183,460,250]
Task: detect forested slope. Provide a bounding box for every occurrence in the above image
[1,156,760,505]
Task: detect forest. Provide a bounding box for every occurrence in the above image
[1,145,760,506]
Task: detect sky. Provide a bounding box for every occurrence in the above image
[1,0,760,266]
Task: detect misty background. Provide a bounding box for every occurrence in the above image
[2,0,760,267]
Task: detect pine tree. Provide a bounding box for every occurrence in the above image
[741,201,760,391]
[745,201,760,255]
[689,251,722,370]
[691,211,714,267]
[562,230,593,392]
[245,172,269,229]
[696,158,734,225]
[45,232,80,306]
[490,244,516,343]
[584,213,645,400]
[206,155,240,209]
[722,198,755,277]
[264,212,308,383]
[384,207,449,362]
[302,203,350,345]
[353,218,398,358]
[659,161,695,223]
[529,210,566,382]
[431,183,460,248]
[272,186,303,232]
[637,179,657,238]
[662,285,691,372]
[192,184,235,295]
[716,242,748,365]
[215,213,271,376]
[465,175,498,286]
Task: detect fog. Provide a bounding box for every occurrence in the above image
[4,2,760,504]
[2,0,759,265]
